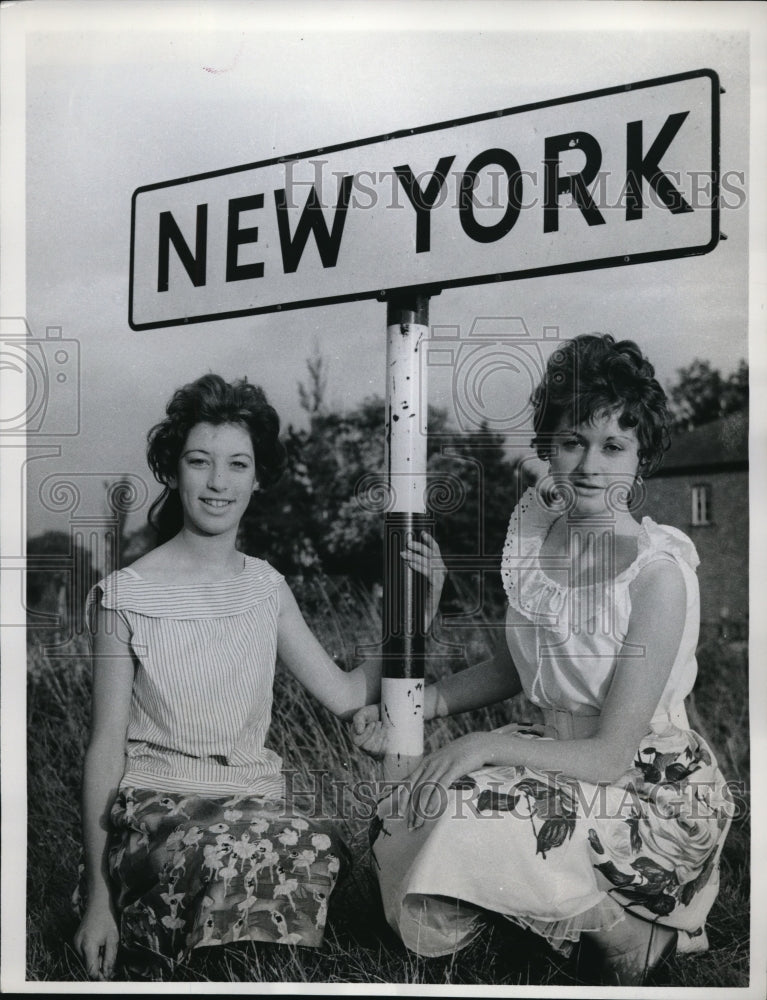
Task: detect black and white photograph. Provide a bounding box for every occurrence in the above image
[1,1,765,993]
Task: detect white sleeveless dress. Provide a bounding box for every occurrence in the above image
[371,487,732,958]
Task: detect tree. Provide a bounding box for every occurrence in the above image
[667,358,748,431]
[429,425,537,619]
[721,358,749,417]
[240,393,533,603]
[297,350,328,417]
[237,353,537,599]
[241,394,391,581]
[26,530,99,630]
[238,423,326,576]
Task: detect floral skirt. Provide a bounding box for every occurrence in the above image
[371,723,732,958]
[104,786,350,978]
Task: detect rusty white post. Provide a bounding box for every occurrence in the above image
[381,292,430,782]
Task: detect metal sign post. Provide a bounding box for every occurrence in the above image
[381,293,430,781]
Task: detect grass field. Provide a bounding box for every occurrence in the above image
[26,575,750,987]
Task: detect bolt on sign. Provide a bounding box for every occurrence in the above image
[129,69,719,330]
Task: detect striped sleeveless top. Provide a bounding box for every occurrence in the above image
[85,556,286,797]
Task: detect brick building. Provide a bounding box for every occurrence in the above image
[641,410,748,631]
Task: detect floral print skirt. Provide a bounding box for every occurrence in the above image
[104,786,350,978]
[371,722,732,958]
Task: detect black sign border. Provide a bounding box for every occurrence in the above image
[129,68,720,331]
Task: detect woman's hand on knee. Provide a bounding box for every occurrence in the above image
[73,900,119,981]
[406,733,490,830]
[351,703,386,759]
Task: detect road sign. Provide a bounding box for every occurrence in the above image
[129,69,719,330]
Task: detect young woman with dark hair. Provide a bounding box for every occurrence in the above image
[354,334,731,985]
[73,373,443,980]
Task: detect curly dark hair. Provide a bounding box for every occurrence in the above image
[530,334,671,476]
[146,373,287,542]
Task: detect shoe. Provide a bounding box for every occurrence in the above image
[642,921,677,984]
[599,920,677,986]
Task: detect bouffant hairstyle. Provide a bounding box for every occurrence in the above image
[531,334,671,476]
[146,374,287,542]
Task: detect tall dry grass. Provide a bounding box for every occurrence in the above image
[26,575,750,986]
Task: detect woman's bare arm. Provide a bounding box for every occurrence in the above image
[73,605,134,980]
[276,583,382,718]
[276,532,446,719]
[404,559,687,826]
[352,639,522,757]
[425,641,522,720]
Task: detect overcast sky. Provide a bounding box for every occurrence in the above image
[4,1,760,539]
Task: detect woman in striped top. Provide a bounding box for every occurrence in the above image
[73,373,442,981]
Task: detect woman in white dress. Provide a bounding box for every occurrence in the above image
[353,334,732,985]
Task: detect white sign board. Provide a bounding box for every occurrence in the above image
[129,69,718,330]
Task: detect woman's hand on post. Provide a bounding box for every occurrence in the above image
[401,531,447,630]
[351,703,386,759]
[73,899,120,981]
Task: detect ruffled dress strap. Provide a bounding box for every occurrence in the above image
[622,518,700,584]
[501,485,568,629]
[501,487,701,604]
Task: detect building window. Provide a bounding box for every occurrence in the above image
[691,484,712,526]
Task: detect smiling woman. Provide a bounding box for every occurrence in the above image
[143,375,286,556]
[71,372,446,980]
[171,423,259,539]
